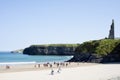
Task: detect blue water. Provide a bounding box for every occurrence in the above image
[0,52,73,64]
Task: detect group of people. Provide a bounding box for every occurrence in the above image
[34,62,70,68]
[50,62,71,75]
[4,62,71,74]
[51,66,61,75]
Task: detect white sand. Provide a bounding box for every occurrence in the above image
[0,64,120,80]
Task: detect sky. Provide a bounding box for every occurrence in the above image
[0,0,120,51]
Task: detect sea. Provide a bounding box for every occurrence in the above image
[0,52,73,65]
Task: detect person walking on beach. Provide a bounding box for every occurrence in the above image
[51,69,54,75]
[57,66,61,73]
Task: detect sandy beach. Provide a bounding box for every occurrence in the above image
[0,62,95,73]
[0,63,120,80]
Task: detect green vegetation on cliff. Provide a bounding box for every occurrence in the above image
[31,44,79,47]
[76,39,120,56]
[69,39,120,63]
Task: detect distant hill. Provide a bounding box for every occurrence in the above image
[11,49,23,53]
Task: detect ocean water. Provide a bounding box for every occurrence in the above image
[0,52,73,65]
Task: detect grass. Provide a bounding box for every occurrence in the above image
[31,44,79,47]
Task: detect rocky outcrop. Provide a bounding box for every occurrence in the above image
[68,53,103,63]
[69,42,120,63]
[23,46,76,55]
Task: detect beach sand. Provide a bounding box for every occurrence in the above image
[0,62,95,73]
[0,63,120,80]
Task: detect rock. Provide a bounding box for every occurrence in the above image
[68,53,103,63]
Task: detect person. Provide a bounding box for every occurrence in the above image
[38,64,40,68]
[50,64,52,68]
[51,69,54,75]
[6,65,10,69]
[57,63,59,67]
[57,66,61,73]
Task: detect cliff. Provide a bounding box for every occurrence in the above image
[23,39,120,63]
[69,39,120,63]
[23,44,79,55]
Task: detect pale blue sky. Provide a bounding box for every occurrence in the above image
[0,0,120,51]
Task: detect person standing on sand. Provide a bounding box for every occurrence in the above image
[50,64,52,68]
[38,64,40,68]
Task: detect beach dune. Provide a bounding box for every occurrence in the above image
[0,63,120,80]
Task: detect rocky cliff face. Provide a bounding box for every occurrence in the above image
[69,43,120,63]
[23,46,76,55]
[68,53,103,63]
